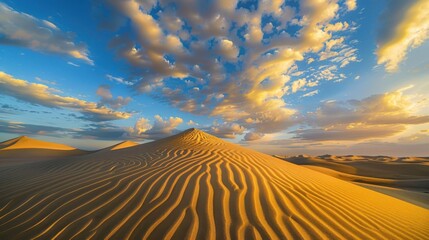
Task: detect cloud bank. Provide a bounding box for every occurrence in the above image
[0,72,131,122]
[100,0,358,139]
[294,88,429,141]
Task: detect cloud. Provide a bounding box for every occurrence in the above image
[187,120,199,126]
[291,78,307,93]
[302,89,319,97]
[207,122,245,139]
[35,77,56,85]
[294,88,429,141]
[216,38,239,61]
[0,71,131,122]
[325,22,349,32]
[126,115,184,140]
[376,0,429,72]
[67,62,80,67]
[243,132,265,141]
[106,74,134,86]
[0,119,72,137]
[345,0,357,11]
[20,115,185,141]
[97,0,358,138]
[247,134,429,156]
[0,3,93,64]
[292,124,405,141]
[96,85,131,109]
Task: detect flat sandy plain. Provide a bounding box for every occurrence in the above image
[1,129,428,239]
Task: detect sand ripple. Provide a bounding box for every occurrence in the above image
[1,129,428,239]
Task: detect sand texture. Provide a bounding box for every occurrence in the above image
[0,136,87,166]
[1,129,428,239]
[280,155,429,209]
[102,141,139,151]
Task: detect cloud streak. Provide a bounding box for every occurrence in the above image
[0,3,93,64]
[0,71,131,122]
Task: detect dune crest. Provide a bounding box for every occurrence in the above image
[0,136,87,166]
[0,129,428,239]
[108,141,139,151]
[0,136,76,150]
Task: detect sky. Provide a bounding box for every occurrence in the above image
[0,0,428,156]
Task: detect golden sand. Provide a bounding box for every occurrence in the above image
[0,129,428,239]
[280,154,429,210]
[0,136,76,150]
[108,141,139,151]
[0,136,86,166]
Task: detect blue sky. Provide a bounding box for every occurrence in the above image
[0,0,428,156]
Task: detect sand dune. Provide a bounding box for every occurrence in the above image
[0,136,76,150]
[0,136,87,166]
[103,140,139,151]
[0,129,428,239]
[279,155,429,210]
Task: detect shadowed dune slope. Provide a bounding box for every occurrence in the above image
[0,129,428,239]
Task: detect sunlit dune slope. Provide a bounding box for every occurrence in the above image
[278,154,429,210]
[0,129,428,239]
[0,136,76,150]
[105,140,139,151]
[0,136,87,164]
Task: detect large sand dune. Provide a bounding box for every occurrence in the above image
[0,129,428,239]
[0,136,87,166]
[0,136,76,151]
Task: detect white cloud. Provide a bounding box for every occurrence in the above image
[67,62,80,67]
[217,38,239,61]
[35,77,56,85]
[302,89,319,97]
[96,85,131,109]
[0,3,93,64]
[106,74,134,86]
[187,120,199,126]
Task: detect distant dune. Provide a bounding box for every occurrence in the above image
[102,140,139,151]
[0,136,87,166]
[0,129,428,239]
[0,136,76,150]
[279,155,429,209]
